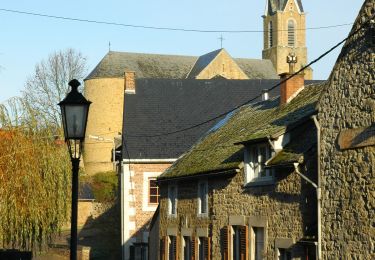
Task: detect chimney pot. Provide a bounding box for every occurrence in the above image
[261,89,269,101]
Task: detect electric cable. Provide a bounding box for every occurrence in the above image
[0,7,353,34]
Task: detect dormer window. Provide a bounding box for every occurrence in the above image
[244,143,273,183]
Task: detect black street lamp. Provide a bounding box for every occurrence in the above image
[58,79,91,260]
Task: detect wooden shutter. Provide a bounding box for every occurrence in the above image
[222,226,231,260]
[160,236,167,260]
[173,236,178,260]
[204,237,211,260]
[240,226,249,260]
[191,236,197,260]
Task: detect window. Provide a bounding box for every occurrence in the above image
[168,184,177,215]
[245,144,273,183]
[149,178,159,204]
[268,21,273,48]
[197,237,210,260]
[198,181,208,215]
[278,248,292,260]
[251,227,264,260]
[223,226,248,260]
[288,20,295,47]
[183,236,192,260]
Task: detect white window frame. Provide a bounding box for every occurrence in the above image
[250,227,265,260]
[168,184,178,216]
[197,180,208,217]
[142,172,161,211]
[244,144,273,184]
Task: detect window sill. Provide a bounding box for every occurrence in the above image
[243,179,275,188]
[168,213,177,218]
[197,213,209,218]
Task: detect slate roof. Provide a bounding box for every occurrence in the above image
[159,81,325,180]
[123,79,281,159]
[267,0,304,15]
[122,79,321,160]
[86,51,278,80]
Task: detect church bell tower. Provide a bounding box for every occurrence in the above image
[262,0,313,79]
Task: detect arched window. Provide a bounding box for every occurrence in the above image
[288,20,295,47]
[268,21,273,48]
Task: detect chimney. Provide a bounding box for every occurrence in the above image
[124,71,136,94]
[279,53,304,105]
[279,72,304,105]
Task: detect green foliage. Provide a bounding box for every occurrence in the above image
[0,129,71,250]
[85,171,118,203]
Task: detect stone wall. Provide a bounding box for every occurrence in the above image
[159,161,317,259]
[318,1,375,259]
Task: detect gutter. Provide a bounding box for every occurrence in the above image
[157,168,239,183]
[311,115,322,260]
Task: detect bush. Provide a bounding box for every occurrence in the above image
[90,171,118,203]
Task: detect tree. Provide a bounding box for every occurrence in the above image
[22,48,87,128]
[0,48,87,250]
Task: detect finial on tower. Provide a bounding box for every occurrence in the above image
[287,52,298,73]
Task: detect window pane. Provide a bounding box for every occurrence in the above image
[169,186,176,214]
[149,179,159,204]
[259,147,267,177]
[150,195,158,204]
[199,182,208,214]
[253,147,259,178]
[255,227,264,260]
[183,237,191,260]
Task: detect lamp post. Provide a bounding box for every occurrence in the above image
[58,79,91,260]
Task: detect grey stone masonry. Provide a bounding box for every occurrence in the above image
[318,1,375,259]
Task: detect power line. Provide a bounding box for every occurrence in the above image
[124,17,372,138]
[0,7,353,33]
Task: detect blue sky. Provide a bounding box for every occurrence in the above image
[0,0,364,103]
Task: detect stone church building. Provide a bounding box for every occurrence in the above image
[81,0,314,259]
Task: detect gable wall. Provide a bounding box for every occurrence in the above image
[318,1,375,258]
[196,51,249,79]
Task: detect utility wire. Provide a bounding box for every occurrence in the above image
[124,16,372,138]
[0,7,353,33]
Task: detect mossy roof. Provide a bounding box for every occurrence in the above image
[159,82,325,180]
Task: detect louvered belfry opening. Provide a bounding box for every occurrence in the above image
[288,20,296,47]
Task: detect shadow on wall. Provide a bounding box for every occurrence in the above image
[78,202,121,260]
